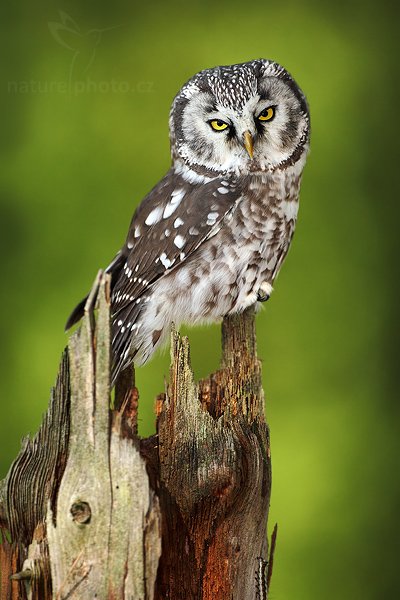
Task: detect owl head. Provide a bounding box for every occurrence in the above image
[170,59,310,176]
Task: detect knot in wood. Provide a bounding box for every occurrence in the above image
[70,501,91,525]
[10,568,33,581]
[10,557,44,583]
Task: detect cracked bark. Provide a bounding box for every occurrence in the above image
[0,272,272,600]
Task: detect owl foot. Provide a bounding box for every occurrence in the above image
[257,282,273,302]
[257,291,270,302]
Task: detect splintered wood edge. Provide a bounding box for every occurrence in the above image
[165,309,264,426]
[0,348,71,547]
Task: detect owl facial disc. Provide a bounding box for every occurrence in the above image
[169,59,310,176]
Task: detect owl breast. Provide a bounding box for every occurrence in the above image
[131,166,301,364]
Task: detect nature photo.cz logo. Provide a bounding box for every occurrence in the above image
[48,11,120,83]
[7,11,154,96]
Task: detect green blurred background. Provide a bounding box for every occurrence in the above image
[0,0,398,597]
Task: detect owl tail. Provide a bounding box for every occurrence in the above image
[110,300,144,385]
[65,295,88,330]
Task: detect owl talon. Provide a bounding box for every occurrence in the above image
[257,282,273,302]
[257,291,270,302]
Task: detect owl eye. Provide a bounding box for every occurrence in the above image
[257,107,275,122]
[209,119,229,132]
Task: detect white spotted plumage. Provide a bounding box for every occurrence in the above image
[173,217,184,228]
[145,206,163,226]
[66,59,310,384]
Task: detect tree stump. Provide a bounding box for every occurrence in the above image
[0,272,273,600]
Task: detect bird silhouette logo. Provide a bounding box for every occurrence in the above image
[48,11,119,83]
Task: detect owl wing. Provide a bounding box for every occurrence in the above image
[113,172,241,308]
[109,170,242,377]
[66,169,242,378]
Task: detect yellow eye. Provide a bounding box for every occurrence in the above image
[258,107,275,122]
[210,119,229,131]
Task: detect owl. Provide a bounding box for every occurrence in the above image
[66,59,310,384]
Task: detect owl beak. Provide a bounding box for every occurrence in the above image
[243,130,254,160]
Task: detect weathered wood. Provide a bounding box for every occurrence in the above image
[146,309,271,600]
[0,528,20,600]
[46,273,161,599]
[0,345,70,600]
[0,273,273,600]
